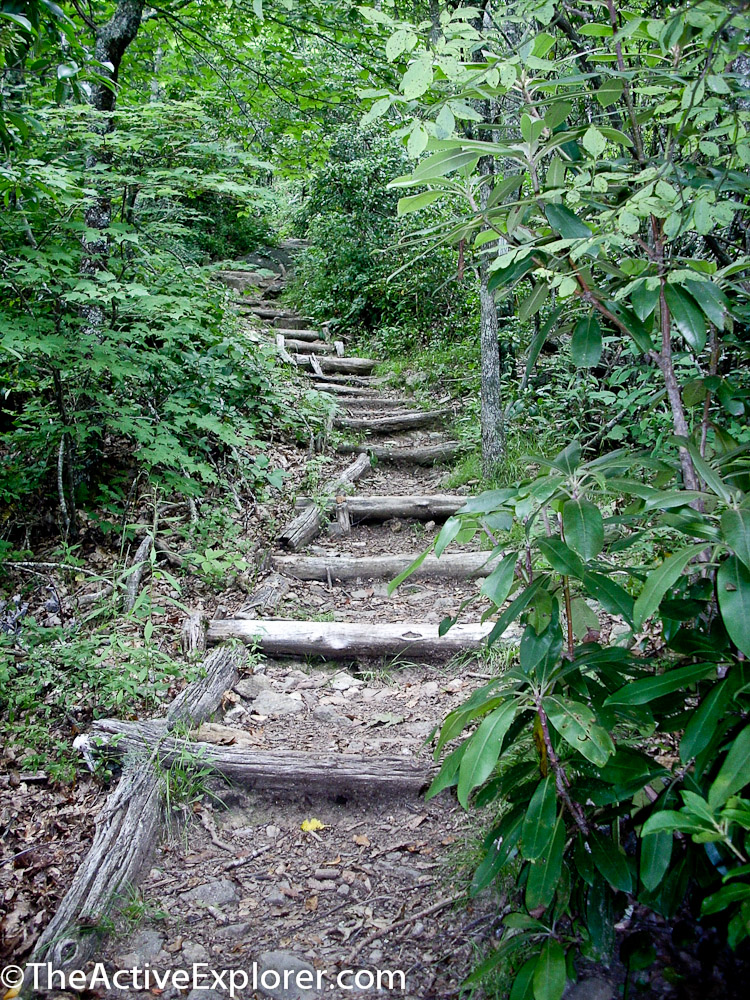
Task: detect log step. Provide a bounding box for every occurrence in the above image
[338,442,461,465]
[335,409,449,433]
[276,328,324,343]
[283,338,334,354]
[295,494,466,523]
[276,327,324,341]
[92,721,430,795]
[273,316,316,330]
[246,306,297,320]
[272,551,491,581]
[312,382,382,396]
[337,395,415,409]
[296,355,377,375]
[208,619,499,659]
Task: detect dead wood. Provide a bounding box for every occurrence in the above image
[337,442,461,465]
[278,453,371,551]
[271,551,491,582]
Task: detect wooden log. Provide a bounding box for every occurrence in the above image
[273,328,323,342]
[283,338,333,354]
[295,355,376,375]
[29,647,243,979]
[272,317,316,331]
[272,551,491,582]
[334,340,345,357]
[208,619,499,659]
[335,497,351,536]
[309,353,325,377]
[344,494,465,523]
[335,409,450,433]
[337,395,416,408]
[311,382,381,396]
[338,442,462,465]
[90,720,431,795]
[308,372,382,388]
[181,611,206,657]
[275,333,296,366]
[123,534,152,613]
[278,453,371,551]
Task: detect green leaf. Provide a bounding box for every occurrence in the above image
[510,958,537,1000]
[664,285,707,353]
[411,148,478,180]
[402,56,433,99]
[532,939,567,1000]
[596,78,624,106]
[708,724,750,809]
[640,830,673,892]
[702,883,750,916]
[523,306,562,385]
[487,578,545,646]
[543,695,615,766]
[631,284,660,322]
[480,552,519,606]
[582,125,606,158]
[680,681,729,763]
[683,279,727,331]
[571,316,602,368]
[582,571,634,626]
[605,662,716,706]
[717,556,750,657]
[425,740,469,799]
[563,499,604,561]
[538,537,585,578]
[526,814,565,910]
[522,775,557,861]
[397,190,442,216]
[435,103,455,138]
[721,509,750,573]
[632,544,706,631]
[387,549,430,594]
[519,282,549,323]
[457,701,517,807]
[406,122,428,158]
[545,203,592,239]
[590,830,633,894]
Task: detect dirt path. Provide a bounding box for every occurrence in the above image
[35,279,511,999]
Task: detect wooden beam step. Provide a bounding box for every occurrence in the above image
[338,442,461,465]
[335,409,449,432]
[92,720,430,795]
[208,619,497,659]
[296,355,377,375]
[272,551,490,581]
[336,395,415,409]
[311,382,381,396]
[245,306,296,319]
[283,338,334,354]
[295,494,466,523]
[273,317,317,330]
[276,327,324,341]
[279,454,372,551]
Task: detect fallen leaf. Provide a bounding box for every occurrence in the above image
[301,818,326,833]
[353,834,370,847]
[305,896,319,912]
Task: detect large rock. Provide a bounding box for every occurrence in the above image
[253,690,303,717]
[181,878,238,906]
[235,675,272,700]
[256,951,321,1000]
[118,928,165,967]
[312,704,353,727]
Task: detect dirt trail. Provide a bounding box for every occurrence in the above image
[47,276,511,999]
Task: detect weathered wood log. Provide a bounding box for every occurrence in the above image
[295,355,376,375]
[309,372,382,388]
[272,551,491,582]
[275,333,295,366]
[208,619,500,659]
[336,497,351,536]
[278,328,324,342]
[272,317,315,330]
[337,442,462,465]
[284,338,333,354]
[90,720,431,794]
[337,395,416,408]
[335,409,450,432]
[29,647,243,979]
[278,453,371,550]
[334,340,345,357]
[311,382,380,396]
[337,494,465,523]
[310,353,325,377]
[180,611,206,657]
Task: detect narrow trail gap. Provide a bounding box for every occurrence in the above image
[36,259,519,999]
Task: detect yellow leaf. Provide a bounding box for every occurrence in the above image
[301,818,326,833]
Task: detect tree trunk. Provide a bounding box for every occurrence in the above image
[478,155,505,476]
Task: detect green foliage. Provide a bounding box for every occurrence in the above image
[289,126,474,337]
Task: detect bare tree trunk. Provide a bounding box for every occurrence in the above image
[478,155,505,476]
